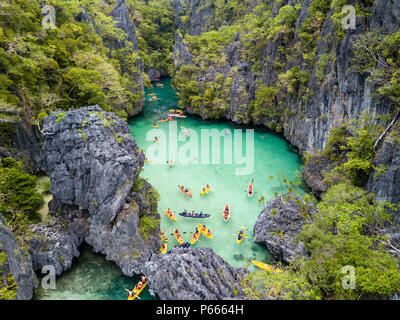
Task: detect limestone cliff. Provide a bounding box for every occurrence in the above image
[36,106,160,277]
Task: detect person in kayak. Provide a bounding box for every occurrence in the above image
[238,228,244,240]
[141,276,147,284]
[206,184,210,189]
[223,210,229,220]
[202,187,206,193]
[167,208,173,219]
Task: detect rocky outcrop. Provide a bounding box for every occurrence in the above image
[143,247,248,300]
[302,153,331,197]
[146,67,169,82]
[41,105,143,225]
[28,199,88,276]
[39,106,160,277]
[0,213,37,300]
[86,179,161,276]
[254,194,314,264]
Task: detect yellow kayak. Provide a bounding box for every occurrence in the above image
[160,243,167,255]
[236,226,245,244]
[197,223,207,236]
[197,224,213,239]
[190,231,200,245]
[127,282,147,300]
[251,260,283,273]
[159,230,168,242]
[200,185,211,195]
[165,209,176,221]
[174,229,184,244]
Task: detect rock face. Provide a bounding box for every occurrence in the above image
[143,247,248,300]
[110,0,145,116]
[172,0,399,152]
[172,0,400,219]
[0,213,37,300]
[366,138,400,225]
[254,194,314,264]
[39,106,160,277]
[0,104,43,174]
[28,200,88,276]
[41,105,143,225]
[85,179,161,276]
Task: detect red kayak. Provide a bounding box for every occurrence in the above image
[248,181,253,198]
[223,204,230,222]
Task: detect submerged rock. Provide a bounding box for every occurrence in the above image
[254,194,314,264]
[143,247,248,300]
[0,213,38,300]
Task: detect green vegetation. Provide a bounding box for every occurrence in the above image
[352,29,400,106]
[0,0,145,123]
[127,0,176,73]
[296,183,400,299]
[138,215,159,241]
[0,157,43,233]
[243,182,400,300]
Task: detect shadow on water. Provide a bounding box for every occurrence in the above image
[34,243,156,300]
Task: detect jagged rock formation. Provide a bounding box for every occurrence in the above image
[254,194,315,264]
[85,179,160,276]
[37,106,160,277]
[28,200,88,276]
[110,0,145,116]
[172,0,399,153]
[0,213,38,300]
[41,105,143,225]
[143,247,248,300]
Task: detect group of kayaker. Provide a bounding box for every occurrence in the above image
[126,275,147,299]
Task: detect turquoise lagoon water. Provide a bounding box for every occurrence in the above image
[129,78,303,269]
[34,77,303,300]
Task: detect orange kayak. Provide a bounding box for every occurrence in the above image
[178,185,192,197]
[248,181,253,198]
